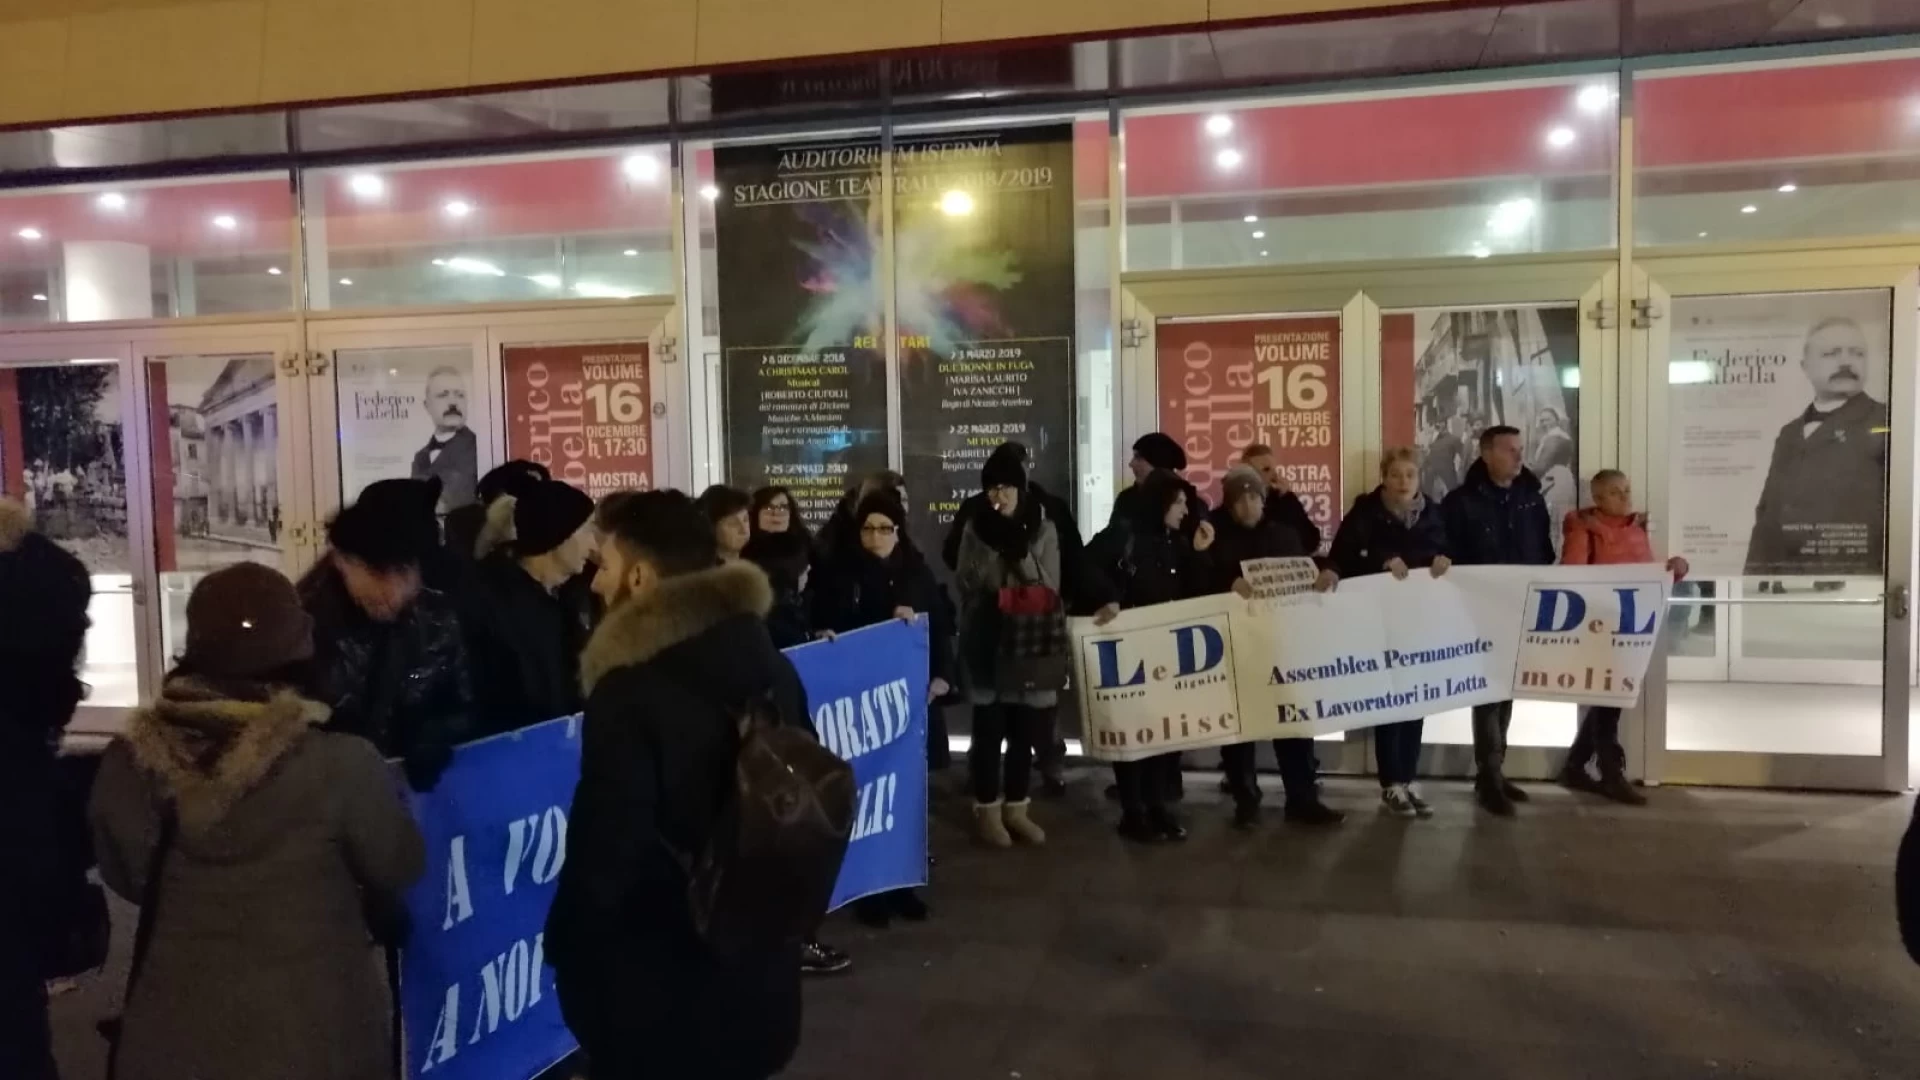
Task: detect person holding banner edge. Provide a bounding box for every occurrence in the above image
[1329,447,1453,819]
[1205,464,1345,829]
[1557,469,1687,804]
[1442,425,1555,817]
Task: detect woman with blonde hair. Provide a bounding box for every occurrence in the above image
[1328,447,1452,819]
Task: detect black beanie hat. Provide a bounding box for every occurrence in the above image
[477,460,550,506]
[513,481,595,557]
[853,490,907,530]
[1130,469,1190,528]
[330,478,441,569]
[981,442,1028,491]
[1133,432,1187,472]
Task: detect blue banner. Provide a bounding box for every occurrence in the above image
[401,717,582,1080]
[786,617,932,909]
[400,617,931,1079]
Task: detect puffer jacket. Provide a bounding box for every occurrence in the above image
[1329,488,1449,578]
[1440,459,1555,567]
[1561,508,1656,567]
[297,557,472,788]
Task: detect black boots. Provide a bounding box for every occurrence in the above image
[1476,772,1516,816]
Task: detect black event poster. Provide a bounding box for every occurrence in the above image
[715,140,890,524]
[896,126,1075,537]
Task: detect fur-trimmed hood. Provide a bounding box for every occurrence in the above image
[124,679,330,833]
[580,560,773,694]
[0,497,28,554]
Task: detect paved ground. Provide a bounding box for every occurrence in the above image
[52,767,1920,1080]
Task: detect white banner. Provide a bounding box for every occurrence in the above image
[1071,565,1669,761]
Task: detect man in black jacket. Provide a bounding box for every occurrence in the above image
[1241,442,1323,553]
[299,478,471,792]
[548,490,812,1080]
[1441,425,1555,816]
[1110,432,1209,540]
[459,479,597,736]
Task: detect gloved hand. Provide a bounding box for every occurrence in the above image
[403,742,454,793]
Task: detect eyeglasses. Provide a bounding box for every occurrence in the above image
[861,524,897,535]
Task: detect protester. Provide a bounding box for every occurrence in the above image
[299,479,470,791]
[698,484,754,563]
[1087,469,1209,842]
[89,562,425,1080]
[810,489,950,927]
[461,479,598,735]
[1557,469,1687,805]
[1239,443,1324,552]
[954,451,1084,848]
[1442,425,1555,816]
[1329,448,1452,818]
[1204,466,1343,829]
[443,459,550,583]
[0,499,93,1080]
[744,485,816,650]
[1108,432,1207,538]
[817,470,908,564]
[548,491,815,1080]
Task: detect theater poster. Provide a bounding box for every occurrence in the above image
[714,140,890,525]
[894,125,1075,535]
[334,345,490,515]
[1665,290,1891,578]
[1155,315,1342,545]
[502,342,655,499]
[1381,305,1581,555]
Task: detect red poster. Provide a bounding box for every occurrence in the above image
[502,343,654,499]
[146,362,179,572]
[0,368,21,498]
[1155,316,1343,540]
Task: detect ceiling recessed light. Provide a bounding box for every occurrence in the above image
[1698,231,1709,238]
[95,192,127,211]
[529,273,562,288]
[1575,84,1613,115]
[1251,230,1265,239]
[266,266,282,275]
[212,214,238,231]
[1545,126,1576,149]
[443,199,474,219]
[622,248,639,257]
[31,293,47,301]
[1740,204,1758,214]
[348,173,385,199]
[699,184,720,202]
[939,190,976,217]
[1214,148,1243,170]
[1243,214,1258,223]
[338,277,353,286]
[16,227,42,241]
[1470,243,1492,259]
[622,154,662,183]
[1778,182,1798,193]
[1259,250,1269,257]
[1205,114,1234,137]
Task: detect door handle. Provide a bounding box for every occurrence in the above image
[1889,584,1910,621]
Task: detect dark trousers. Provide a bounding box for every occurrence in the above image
[970,704,1049,803]
[1471,700,1514,779]
[1373,718,1425,787]
[0,953,55,1080]
[1112,753,1180,820]
[1566,706,1625,774]
[1222,738,1318,808]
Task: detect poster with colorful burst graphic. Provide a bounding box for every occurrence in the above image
[895,125,1075,539]
[715,140,892,525]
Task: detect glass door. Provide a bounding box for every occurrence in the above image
[1635,256,1916,792]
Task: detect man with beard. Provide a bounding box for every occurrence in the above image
[1747,316,1889,583]
[411,366,479,513]
[548,490,814,1080]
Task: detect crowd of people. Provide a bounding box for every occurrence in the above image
[2,423,1694,1080]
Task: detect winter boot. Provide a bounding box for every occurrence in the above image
[1003,799,1047,845]
[1598,749,1648,806]
[973,800,1013,848]
[1476,772,1517,817]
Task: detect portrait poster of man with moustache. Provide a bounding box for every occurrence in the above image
[333,346,489,514]
[410,365,479,513]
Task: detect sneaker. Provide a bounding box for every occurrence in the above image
[1284,800,1345,826]
[1501,778,1531,803]
[1476,776,1517,817]
[1150,807,1189,842]
[1380,785,1418,819]
[801,939,852,975]
[1404,785,1435,819]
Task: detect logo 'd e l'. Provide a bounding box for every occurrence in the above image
[1531,587,1657,636]
[1092,623,1226,689]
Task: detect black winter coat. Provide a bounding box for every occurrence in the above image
[943,481,1094,609]
[1329,488,1449,579]
[297,558,472,781]
[1109,475,1210,542]
[1899,801,1920,965]
[548,562,811,1080]
[1201,508,1315,596]
[1262,491,1322,555]
[1086,519,1209,610]
[459,553,593,736]
[1440,460,1555,567]
[743,530,814,651]
[811,543,954,682]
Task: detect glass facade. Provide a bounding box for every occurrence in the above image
[3,43,1918,789]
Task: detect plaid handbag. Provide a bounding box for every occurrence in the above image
[993,557,1070,694]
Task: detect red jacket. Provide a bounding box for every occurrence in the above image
[1561,509,1656,567]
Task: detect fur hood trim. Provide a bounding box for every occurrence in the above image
[580,560,772,694]
[475,495,518,559]
[0,498,29,554]
[123,679,330,833]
